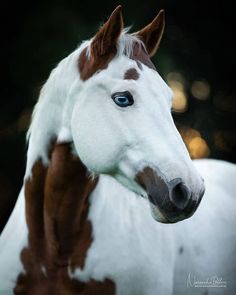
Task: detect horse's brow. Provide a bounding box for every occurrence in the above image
[124,68,140,80]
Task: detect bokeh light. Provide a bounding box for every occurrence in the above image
[188,136,210,158]
[191,80,210,100]
[179,126,210,159]
[167,72,188,113]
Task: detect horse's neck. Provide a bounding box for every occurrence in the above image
[0,141,98,289]
[25,141,97,269]
[70,174,175,290]
[0,140,175,291]
[0,187,28,289]
[25,43,87,179]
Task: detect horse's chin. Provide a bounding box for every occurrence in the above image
[149,202,193,224]
[149,203,170,223]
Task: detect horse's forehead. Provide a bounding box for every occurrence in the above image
[78,41,156,81]
[128,42,156,72]
[124,68,140,80]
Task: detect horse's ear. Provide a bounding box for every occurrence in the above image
[135,10,165,57]
[90,5,123,60]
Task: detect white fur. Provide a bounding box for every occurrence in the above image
[24,31,204,199]
[0,188,27,291]
[173,159,236,294]
[1,160,236,294]
[0,31,235,294]
[70,174,175,295]
[71,53,204,199]
[68,160,236,295]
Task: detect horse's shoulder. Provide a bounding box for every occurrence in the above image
[193,158,236,175]
[173,160,236,294]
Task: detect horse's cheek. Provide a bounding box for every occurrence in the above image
[71,106,121,174]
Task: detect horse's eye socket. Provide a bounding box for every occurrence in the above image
[112,91,134,107]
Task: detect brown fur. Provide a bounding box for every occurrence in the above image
[13,8,166,293]
[135,10,165,57]
[129,42,156,71]
[124,68,139,80]
[78,40,156,81]
[14,142,115,295]
[78,5,160,81]
[78,47,117,81]
[79,6,123,81]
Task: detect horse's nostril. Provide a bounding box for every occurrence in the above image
[169,178,191,210]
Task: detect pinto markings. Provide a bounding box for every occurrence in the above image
[14,142,115,295]
[124,68,139,80]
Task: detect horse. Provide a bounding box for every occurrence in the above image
[0,5,236,295]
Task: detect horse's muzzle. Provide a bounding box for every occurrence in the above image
[135,167,205,223]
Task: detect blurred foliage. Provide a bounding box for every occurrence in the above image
[0,0,236,230]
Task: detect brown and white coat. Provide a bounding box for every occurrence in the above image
[0,6,235,295]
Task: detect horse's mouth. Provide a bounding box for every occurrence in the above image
[135,166,205,223]
[148,194,204,223]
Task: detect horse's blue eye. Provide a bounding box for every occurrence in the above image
[112,91,134,107]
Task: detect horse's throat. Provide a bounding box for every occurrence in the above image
[15,141,98,293]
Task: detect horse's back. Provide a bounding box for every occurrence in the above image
[174,159,236,294]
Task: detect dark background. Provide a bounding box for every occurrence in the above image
[0,0,235,231]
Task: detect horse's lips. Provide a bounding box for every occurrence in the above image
[135,166,203,223]
[148,201,169,223]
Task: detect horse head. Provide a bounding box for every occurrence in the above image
[28,6,205,224]
[65,6,205,223]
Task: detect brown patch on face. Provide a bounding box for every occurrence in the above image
[78,47,117,81]
[78,41,156,81]
[79,6,123,81]
[78,7,164,81]
[136,167,169,205]
[124,68,139,80]
[14,142,115,295]
[129,42,156,71]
